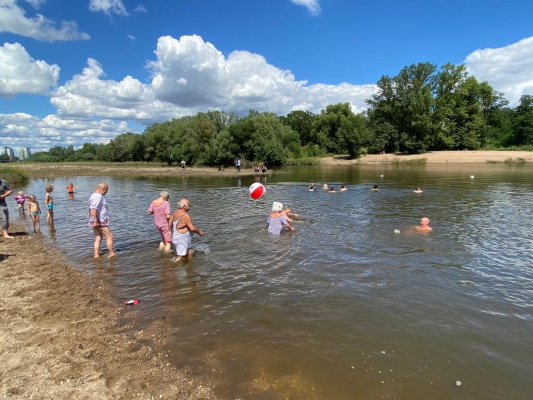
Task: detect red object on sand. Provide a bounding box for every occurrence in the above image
[124,300,141,305]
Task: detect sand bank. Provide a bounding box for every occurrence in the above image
[321,150,533,165]
[0,222,216,399]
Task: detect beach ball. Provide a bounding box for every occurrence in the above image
[249,182,266,199]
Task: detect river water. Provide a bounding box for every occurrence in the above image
[14,163,533,399]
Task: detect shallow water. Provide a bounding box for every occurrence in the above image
[14,164,533,399]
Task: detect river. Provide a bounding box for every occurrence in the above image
[14,163,533,399]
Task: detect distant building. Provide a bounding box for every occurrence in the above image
[15,147,31,160]
[2,146,14,161]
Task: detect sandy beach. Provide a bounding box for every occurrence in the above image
[321,150,533,165]
[0,222,216,399]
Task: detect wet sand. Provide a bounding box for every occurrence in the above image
[0,222,216,399]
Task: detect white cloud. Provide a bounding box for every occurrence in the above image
[133,4,146,13]
[291,0,321,16]
[0,42,60,97]
[127,34,135,41]
[0,0,90,42]
[6,34,369,151]
[24,0,45,8]
[465,36,533,106]
[0,112,135,152]
[89,0,128,16]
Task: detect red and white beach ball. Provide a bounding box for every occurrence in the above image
[249,182,266,199]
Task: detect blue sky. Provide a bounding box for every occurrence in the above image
[1,0,532,153]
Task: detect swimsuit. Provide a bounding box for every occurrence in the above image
[47,204,54,210]
[267,215,288,235]
[172,215,191,256]
[31,212,38,217]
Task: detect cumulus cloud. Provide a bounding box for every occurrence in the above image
[49,35,375,126]
[0,0,90,41]
[89,0,128,16]
[0,42,60,97]
[0,112,135,152]
[291,0,321,16]
[465,36,533,106]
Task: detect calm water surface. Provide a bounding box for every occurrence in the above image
[15,164,533,399]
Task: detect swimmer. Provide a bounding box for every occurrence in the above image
[340,185,347,191]
[329,187,337,193]
[267,202,295,235]
[372,185,379,191]
[308,183,315,191]
[322,183,328,190]
[414,217,432,232]
[413,187,423,193]
[281,207,299,223]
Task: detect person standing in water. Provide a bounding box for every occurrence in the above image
[171,198,204,262]
[45,185,54,224]
[88,183,116,258]
[147,191,173,253]
[0,178,14,238]
[27,194,41,232]
[67,183,78,198]
[267,202,295,235]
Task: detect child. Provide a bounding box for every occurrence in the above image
[27,194,41,232]
[13,191,28,212]
[67,182,78,198]
[45,185,54,224]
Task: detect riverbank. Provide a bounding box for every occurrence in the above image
[321,150,533,165]
[0,222,216,399]
[3,150,532,180]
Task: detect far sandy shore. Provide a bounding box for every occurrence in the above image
[0,222,216,399]
[3,151,532,180]
[321,150,533,165]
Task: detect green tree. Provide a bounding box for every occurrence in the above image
[511,95,533,145]
[367,63,437,153]
[281,110,315,145]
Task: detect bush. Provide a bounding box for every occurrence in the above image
[0,166,29,185]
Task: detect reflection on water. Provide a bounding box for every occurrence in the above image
[15,164,533,399]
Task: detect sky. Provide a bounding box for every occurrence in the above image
[1,0,532,153]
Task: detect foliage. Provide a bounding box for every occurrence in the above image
[0,166,29,184]
[25,62,533,164]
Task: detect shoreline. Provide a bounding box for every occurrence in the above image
[0,222,216,399]
[4,150,532,179]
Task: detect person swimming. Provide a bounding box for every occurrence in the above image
[415,217,432,232]
[413,187,423,193]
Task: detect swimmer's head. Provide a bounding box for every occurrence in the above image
[159,190,169,200]
[272,201,283,212]
[420,217,430,227]
[18,191,24,195]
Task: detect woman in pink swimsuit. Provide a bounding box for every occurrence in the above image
[147,191,172,252]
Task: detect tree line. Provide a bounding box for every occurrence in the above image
[28,62,533,165]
